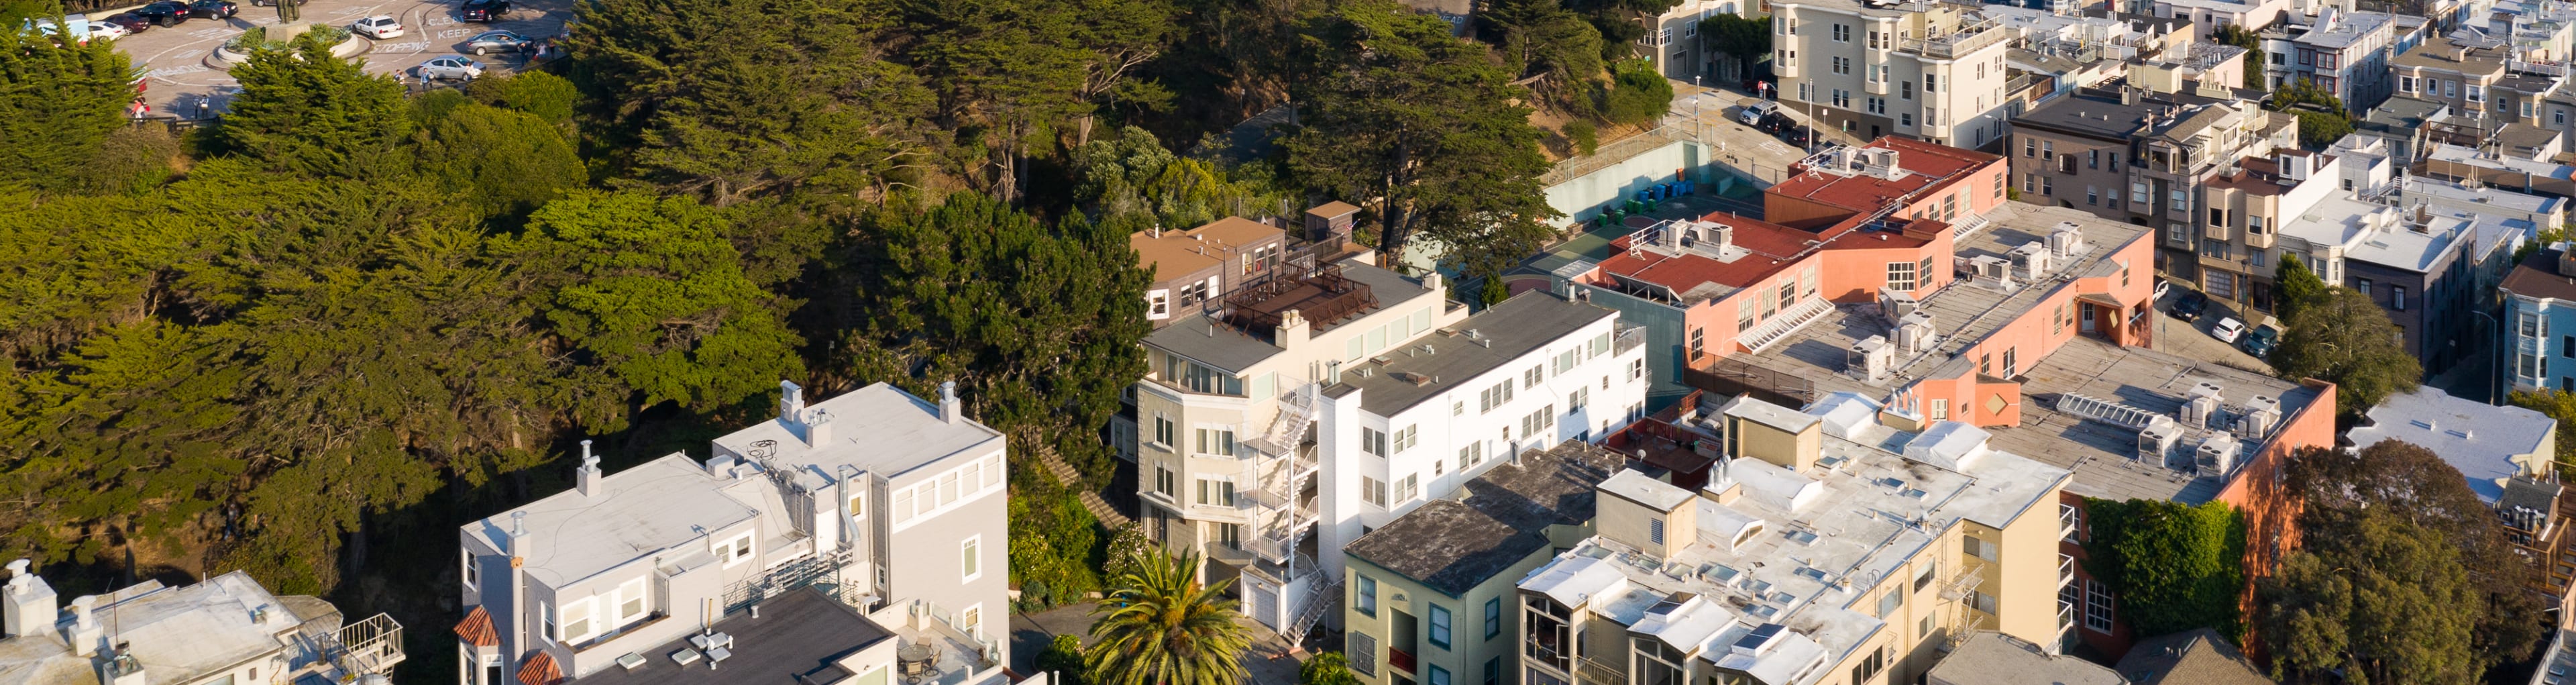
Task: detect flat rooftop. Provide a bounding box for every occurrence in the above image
[2013,85,2236,141]
[1344,441,1625,596]
[1325,291,1616,416]
[1587,213,1931,306]
[711,382,1007,489]
[2349,387,2555,505]
[1130,217,1283,284]
[1144,262,1434,372]
[2277,195,2461,273]
[468,454,777,587]
[2427,143,2576,176]
[2394,40,2508,74]
[572,586,894,685]
[1734,203,2151,397]
[0,572,325,685]
[2006,337,2321,503]
[1519,397,2068,684]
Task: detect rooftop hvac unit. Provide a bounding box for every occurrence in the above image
[1699,221,1735,254]
[1880,287,1922,319]
[1969,256,2017,289]
[2139,415,2182,464]
[2047,221,2087,258]
[2239,394,2281,439]
[1896,311,1938,354]
[2182,382,2224,428]
[2008,242,2053,280]
[2196,432,2241,475]
[1849,335,1895,382]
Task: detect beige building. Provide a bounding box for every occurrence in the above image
[1134,217,1289,326]
[1511,393,2072,685]
[1770,0,2015,148]
[2391,38,2567,128]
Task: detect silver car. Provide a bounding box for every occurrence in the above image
[463,29,532,55]
[415,56,484,81]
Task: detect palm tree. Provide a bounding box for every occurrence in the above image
[1084,549,1253,685]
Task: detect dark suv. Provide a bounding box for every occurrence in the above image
[131,1,191,25]
[460,0,511,21]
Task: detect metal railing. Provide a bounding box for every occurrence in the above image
[1902,21,2005,59]
[327,613,405,676]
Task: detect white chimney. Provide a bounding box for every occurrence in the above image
[576,440,602,498]
[939,381,961,424]
[507,511,530,557]
[3,559,57,639]
[65,595,102,657]
[1849,335,1894,382]
[803,407,835,445]
[779,380,806,425]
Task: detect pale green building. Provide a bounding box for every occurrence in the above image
[1340,441,1623,685]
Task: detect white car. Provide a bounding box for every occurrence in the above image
[84,21,129,40]
[1740,101,1780,125]
[415,56,484,81]
[2210,317,2246,344]
[2152,280,2172,301]
[353,15,403,39]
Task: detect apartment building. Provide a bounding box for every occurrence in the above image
[1628,197,2340,657]
[2505,245,2576,393]
[1511,394,2074,685]
[1769,0,2014,147]
[456,382,1012,685]
[1136,217,1289,326]
[2390,37,2573,126]
[1556,138,2005,410]
[2190,138,2396,313]
[1338,441,1625,685]
[2272,182,2526,376]
[2147,0,2294,42]
[2008,83,2298,299]
[1132,264,1650,642]
[2349,388,2573,605]
[1640,0,1759,82]
[2261,9,2396,109]
[2422,142,2576,199]
[0,566,402,685]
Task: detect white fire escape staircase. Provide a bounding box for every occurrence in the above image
[1242,383,1331,645]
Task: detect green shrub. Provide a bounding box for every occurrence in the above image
[1563,120,1598,156]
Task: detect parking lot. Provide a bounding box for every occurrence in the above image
[2150,277,2278,375]
[103,0,570,118]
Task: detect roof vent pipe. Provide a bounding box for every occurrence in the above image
[940,381,962,424]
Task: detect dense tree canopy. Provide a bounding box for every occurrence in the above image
[2270,286,2419,414]
[0,21,133,193]
[1286,0,1560,278]
[2508,388,2576,476]
[2272,253,2328,325]
[2261,441,2545,682]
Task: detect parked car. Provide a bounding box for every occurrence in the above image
[2171,291,2207,321]
[2210,317,2246,344]
[189,0,237,18]
[1778,125,1813,147]
[99,12,152,32]
[460,0,510,21]
[463,29,533,54]
[353,15,404,38]
[415,55,484,81]
[1739,101,1779,125]
[85,20,130,39]
[2152,280,2172,301]
[249,0,303,7]
[131,1,191,25]
[2240,325,2278,358]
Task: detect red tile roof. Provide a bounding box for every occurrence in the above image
[454,606,498,647]
[1770,137,2002,213]
[517,650,562,685]
[1590,211,1938,301]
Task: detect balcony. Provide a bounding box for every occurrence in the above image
[321,613,405,676]
[1390,647,1418,674]
[1224,266,1377,333]
[2058,504,2080,542]
[1900,21,2005,60]
[2059,554,2077,589]
[883,601,1006,685]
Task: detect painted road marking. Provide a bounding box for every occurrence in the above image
[423,15,455,25]
[436,27,470,38]
[143,64,209,78]
[375,40,427,52]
